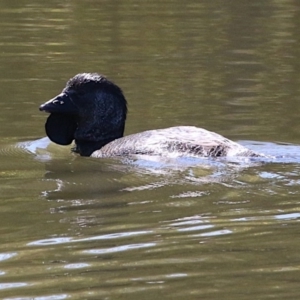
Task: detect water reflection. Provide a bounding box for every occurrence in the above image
[0,253,17,262]
[0,282,29,290]
[84,243,156,255]
[28,230,153,246]
[10,136,300,203]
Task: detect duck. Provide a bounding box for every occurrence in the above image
[39,73,262,158]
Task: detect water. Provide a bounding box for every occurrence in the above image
[1,1,300,299]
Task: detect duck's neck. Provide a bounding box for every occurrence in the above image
[73,136,120,156]
[73,112,126,156]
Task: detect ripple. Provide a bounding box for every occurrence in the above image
[0,282,28,290]
[196,229,232,237]
[177,225,214,232]
[27,237,72,246]
[165,273,188,278]
[84,242,156,254]
[275,213,300,220]
[0,252,17,261]
[4,294,69,300]
[233,212,300,222]
[28,230,152,246]
[64,263,90,269]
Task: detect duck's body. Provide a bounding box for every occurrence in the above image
[39,73,262,159]
[91,126,258,158]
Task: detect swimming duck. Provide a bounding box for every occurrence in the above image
[39,73,261,158]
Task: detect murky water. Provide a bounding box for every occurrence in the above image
[1,1,300,299]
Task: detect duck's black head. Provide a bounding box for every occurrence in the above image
[39,73,127,156]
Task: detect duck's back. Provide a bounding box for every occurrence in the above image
[91,126,260,158]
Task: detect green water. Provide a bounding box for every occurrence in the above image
[0,1,300,299]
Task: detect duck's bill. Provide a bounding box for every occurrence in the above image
[39,92,78,114]
[40,92,79,145]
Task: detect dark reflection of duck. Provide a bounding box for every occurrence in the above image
[39,73,262,158]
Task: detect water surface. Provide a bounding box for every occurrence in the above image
[1,1,300,299]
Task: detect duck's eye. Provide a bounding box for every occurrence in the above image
[53,99,65,105]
